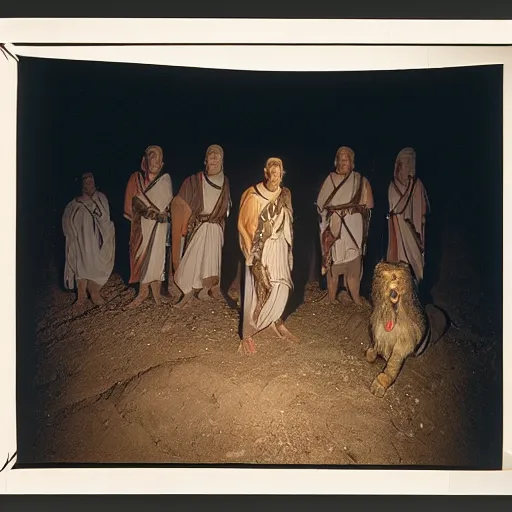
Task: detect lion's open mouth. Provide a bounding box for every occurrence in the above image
[383,288,399,332]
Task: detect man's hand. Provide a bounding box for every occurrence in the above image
[156,211,170,223]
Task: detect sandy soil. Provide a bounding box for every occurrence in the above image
[23,225,501,468]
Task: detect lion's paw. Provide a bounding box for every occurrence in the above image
[365,347,377,363]
[370,377,387,398]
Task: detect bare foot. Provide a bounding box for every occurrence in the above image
[338,290,352,304]
[124,295,147,310]
[174,292,194,309]
[197,288,214,301]
[90,296,106,307]
[167,281,181,298]
[88,283,106,306]
[238,337,256,355]
[165,286,182,305]
[270,322,284,339]
[315,291,337,304]
[351,295,370,308]
[276,322,300,343]
[210,285,223,301]
[71,299,89,314]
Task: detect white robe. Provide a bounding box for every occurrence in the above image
[136,173,174,284]
[174,172,226,294]
[388,177,428,282]
[317,171,364,265]
[62,191,115,289]
[242,184,293,337]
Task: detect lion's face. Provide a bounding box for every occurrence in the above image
[371,261,416,328]
[375,261,411,299]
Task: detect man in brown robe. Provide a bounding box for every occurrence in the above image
[171,144,231,307]
[124,145,174,308]
[237,157,298,356]
[316,146,374,305]
[387,147,430,283]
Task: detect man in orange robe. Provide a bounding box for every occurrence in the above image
[237,157,298,356]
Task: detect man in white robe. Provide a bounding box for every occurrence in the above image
[62,172,115,309]
[237,157,298,356]
[171,144,231,308]
[316,146,374,305]
[124,145,174,308]
[387,147,430,283]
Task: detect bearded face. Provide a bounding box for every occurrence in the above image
[264,163,283,192]
[146,149,163,175]
[395,150,416,185]
[336,150,352,176]
[206,149,223,175]
[81,173,96,197]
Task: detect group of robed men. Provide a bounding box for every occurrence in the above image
[62,144,430,355]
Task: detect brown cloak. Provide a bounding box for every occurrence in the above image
[170,171,231,272]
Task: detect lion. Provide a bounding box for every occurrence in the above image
[365,260,450,398]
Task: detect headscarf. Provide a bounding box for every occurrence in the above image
[264,157,284,173]
[204,144,224,172]
[394,147,416,181]
[141,145,164,175]
[80,172,96,195]
[334,146,355,171]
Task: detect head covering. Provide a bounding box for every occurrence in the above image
[204,144,224,172]
[394,147,416,181]
[264,157,286,181]
[141,145,164,174]
[264,157,284,172]
[334,146,355,171]
[80,172,96,195]
[204,144,224,161]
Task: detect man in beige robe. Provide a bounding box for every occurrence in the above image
[237,157,298,356]
[316,146,374,305]
[62,172,116,310]
[387,147,430,283]
[171,144,231,307]
[124,145,174,308]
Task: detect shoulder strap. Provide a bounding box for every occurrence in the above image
[323,172,351,208]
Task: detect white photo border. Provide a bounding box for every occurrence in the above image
[0,18,510,495]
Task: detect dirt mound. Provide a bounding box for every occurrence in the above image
[23,260,500,468]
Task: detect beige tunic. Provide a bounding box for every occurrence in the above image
[316,171,373,273]
[62,191,115,288]
[125,172,174,284]
[387,177,429,282]
[174,172,226,294]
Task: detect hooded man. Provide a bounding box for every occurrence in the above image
[62,172,116,310]
[171,144,231,308]
[386,147,430,283]
[316,146,374,305]
[124,145,174,308]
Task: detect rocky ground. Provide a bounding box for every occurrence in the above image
[20,224,501,468]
